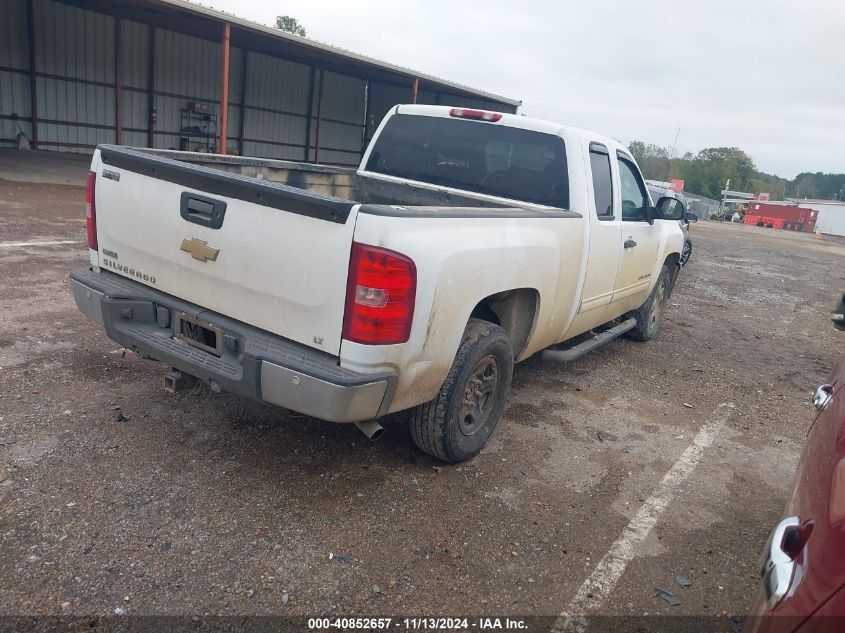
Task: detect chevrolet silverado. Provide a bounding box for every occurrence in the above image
[70,104,685,462]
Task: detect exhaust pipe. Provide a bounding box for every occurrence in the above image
[353,420,384,441]
[163,369,196,393]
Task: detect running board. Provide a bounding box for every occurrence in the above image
[542,318,637,363]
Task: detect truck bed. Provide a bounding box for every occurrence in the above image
[91,145,573,361]
[130,147,564,213]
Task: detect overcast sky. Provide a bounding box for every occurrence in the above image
[207,0,844,178]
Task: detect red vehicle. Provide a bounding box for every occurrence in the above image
[748,301,845,632]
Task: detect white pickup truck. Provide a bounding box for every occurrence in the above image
[71,104,685,462]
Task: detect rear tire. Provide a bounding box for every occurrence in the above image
[409,318,513,463]
[626,264,672,342]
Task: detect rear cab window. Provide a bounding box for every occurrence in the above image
[365,114,569,209]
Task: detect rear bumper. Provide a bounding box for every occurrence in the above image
[70,267,394,422]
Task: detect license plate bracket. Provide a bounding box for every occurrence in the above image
[174,312,222,356]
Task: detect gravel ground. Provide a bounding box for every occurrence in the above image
[1,176,844,630]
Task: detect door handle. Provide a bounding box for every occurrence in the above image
[624,239,637,249]
[180,192,227,229]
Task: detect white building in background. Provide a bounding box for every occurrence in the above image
[763,199,845,237]
[788,200,845,237]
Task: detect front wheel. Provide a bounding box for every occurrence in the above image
[409,318,513,463]
[626,264,672,342]
[680,240,692,266]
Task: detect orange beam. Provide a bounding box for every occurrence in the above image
[411,77,419,104]
[219,22,231,154]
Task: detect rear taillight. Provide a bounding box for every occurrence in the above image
[449,108,503,122]
[342,242,416,345]
[85,171,97,250]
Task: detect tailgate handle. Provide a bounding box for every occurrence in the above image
[180,192,227,229]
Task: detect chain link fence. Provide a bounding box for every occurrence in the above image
[684,193,721,220]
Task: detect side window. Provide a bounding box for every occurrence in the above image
[589,144,613,219]
[617,156,649,221]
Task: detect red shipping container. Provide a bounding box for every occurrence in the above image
[744,203,817,232]
[745,215,784,229]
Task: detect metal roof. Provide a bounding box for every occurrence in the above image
[785,198,845,206]
[90,0,520,108]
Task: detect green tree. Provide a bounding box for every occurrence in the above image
[748,171,788,200]
[629,138,845,201]
[275,15,306,37]
[627,141,671,181]
[787,172,845,199]
[684,147,756,199]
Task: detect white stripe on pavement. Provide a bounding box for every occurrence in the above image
[554,402,735,632]
[0,240,81,248]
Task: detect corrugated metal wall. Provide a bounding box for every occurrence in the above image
[153,28,220,151]
[226,46,243,152]
[365,82,411,145]
[314,71,366,165]
[363,83,515,147]
[34,0,116,150]
[0,0,32,146]
[120,19,150,149]
[1,0,517,163]
[241,51,311,161]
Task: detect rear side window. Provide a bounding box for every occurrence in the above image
[366,114,569,208]
[589,144,614,219]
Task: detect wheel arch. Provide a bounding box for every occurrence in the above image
[469,287,540,361]
[663,252,681,289]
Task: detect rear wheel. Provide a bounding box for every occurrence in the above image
[626,264,672,342]
[409,318,513,463]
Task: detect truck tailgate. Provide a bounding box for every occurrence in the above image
[93,146,357,356]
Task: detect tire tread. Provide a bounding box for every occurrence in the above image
[626,264,672,342]
[409,318,512,463]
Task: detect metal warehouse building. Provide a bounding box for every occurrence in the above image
[0,0,520,166]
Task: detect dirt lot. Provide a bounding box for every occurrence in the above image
[1,174,844,630]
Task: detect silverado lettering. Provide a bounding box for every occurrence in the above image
[101,258,156,284]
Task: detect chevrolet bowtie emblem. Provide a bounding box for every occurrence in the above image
[180,237,219,262]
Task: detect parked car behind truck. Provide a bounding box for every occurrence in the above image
[645,184,697,266]
[71,105,685,462]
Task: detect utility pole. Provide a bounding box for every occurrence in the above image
[719,178,731,217]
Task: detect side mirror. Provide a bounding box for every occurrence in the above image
[655,196,685,221]
[686,213,699,223]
